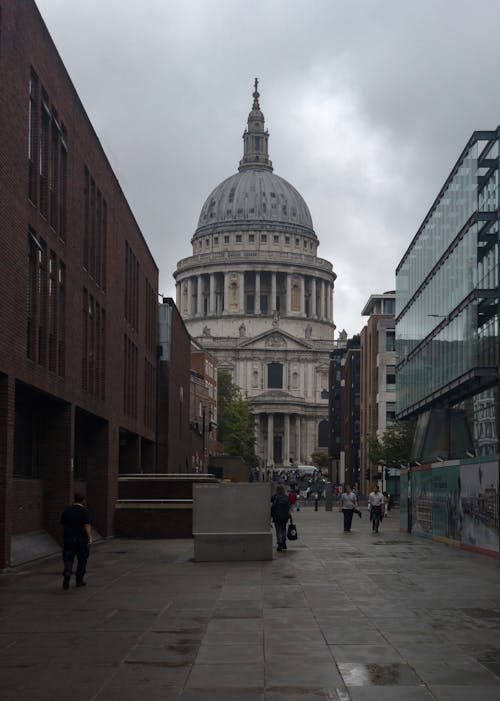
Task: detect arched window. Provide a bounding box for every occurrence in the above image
[268,362,283,389]
[318,419,328,447]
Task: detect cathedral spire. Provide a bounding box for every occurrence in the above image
[238,78,273,172]
[252,77,260,109]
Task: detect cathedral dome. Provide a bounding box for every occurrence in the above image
[196,169,314,235]
[194,79,315,239]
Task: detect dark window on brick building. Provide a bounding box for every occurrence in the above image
[27,231,38,360]
[28,70,38,204]
[82,287,105,399]
[125,241,139,330]
[59,127,67,239]
[144,277,156,354]
[124,335,138,417]
[37,238,47,366]
[39,90,49,218]
[83,165,107,288]
[48,251,57,372]
[58,262,65,377]
[49,111,59,229]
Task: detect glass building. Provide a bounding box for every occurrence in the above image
[396,130,499,460]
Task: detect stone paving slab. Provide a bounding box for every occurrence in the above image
[1,507,500,700]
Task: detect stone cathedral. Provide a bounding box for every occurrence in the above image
[174,80,336,469]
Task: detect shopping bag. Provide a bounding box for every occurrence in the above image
[287,521,298,540]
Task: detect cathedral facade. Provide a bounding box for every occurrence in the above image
[174,81,336,468]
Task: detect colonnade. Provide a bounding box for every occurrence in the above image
[177,269,334,321]
[260,412,304,467]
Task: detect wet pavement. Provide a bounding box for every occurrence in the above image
[1,505,499,700]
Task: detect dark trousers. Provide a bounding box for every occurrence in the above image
[274,520,287,547]
[62,542,89,582]
[342,508,354,532]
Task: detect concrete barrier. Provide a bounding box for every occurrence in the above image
[193,482,273,561]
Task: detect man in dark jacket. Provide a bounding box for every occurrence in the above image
[60,493,92,590]
[271,485,291,552]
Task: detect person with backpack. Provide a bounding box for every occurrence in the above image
[271,485,291,552]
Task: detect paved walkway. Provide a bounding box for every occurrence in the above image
[1,507,500,700]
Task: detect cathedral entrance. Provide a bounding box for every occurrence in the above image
[273,435,282,465]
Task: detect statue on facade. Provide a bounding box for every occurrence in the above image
[239,322,246,337]
[305,324,312,339]
[202,325,211,336]
[272,309,280,327]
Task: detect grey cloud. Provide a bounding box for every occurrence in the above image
[36,0,500,333]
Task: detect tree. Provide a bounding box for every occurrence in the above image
[217,370,258,466]
[368,421,416,469]
[311,450,329,470]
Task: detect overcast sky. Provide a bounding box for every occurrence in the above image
[36,0,500,337]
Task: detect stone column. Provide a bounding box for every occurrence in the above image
[239,271,245,311]
[296,415,301,464]
[300,276,305,316]
[311,277,317,318]
[271,272,277,312]
[283,414,290,466]
[196,275,203,316]
[223,272,229,313]
[176,282,181,310]
[255,272,261,314]
[209,273,216,315]
[267,413,274,466]
[187,277,193,317]
[320,280,325,319]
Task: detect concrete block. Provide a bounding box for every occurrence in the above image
[194,532,273,561]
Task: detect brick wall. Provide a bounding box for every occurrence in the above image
[0,0,159,567]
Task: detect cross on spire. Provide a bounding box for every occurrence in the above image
[253,77,260,109]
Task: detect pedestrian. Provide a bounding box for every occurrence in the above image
[288,487,298,512]
[271,485,291,552]
[60,493,92,590]
[369,485,385,532]
[338,484,361,532]
[383,491,390,516]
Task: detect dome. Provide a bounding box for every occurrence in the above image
[194,78,316,239]
[196,169,314,235]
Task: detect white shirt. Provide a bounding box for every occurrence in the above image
[369,491,384,508]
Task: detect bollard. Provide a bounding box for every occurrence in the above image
[314,496,318,511]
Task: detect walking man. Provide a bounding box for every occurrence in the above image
[271,484,291,552]
[60,493,92,590]
[369,485,385,533]
[338,483,360,532]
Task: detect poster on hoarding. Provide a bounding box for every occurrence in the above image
[410,460,499,555]
[460,461,498,553]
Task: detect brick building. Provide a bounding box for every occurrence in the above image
[190,343,221,465]
[328,335,361,490]
[0,0,158,568]
[360,292,396,495]
[157,299,191,473]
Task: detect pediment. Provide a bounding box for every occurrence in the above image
[238,329,312,351]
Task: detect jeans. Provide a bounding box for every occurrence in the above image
[274,521,287,547]
[62,541,89,582]
[342,508,354,532]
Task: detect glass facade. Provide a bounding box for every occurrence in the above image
[396,132,500,417]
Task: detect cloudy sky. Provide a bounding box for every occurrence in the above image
[36,0,500,336]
